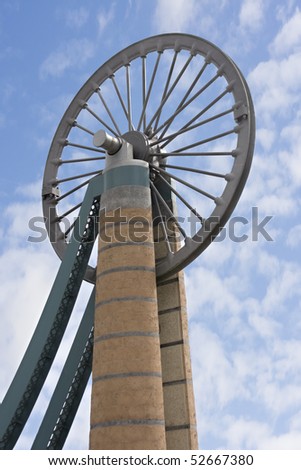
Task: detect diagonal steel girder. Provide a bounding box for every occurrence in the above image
[0,174,104,450]
[31,289,95,450]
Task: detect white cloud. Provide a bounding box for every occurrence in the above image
[186,264,243,320]
[290,410,301,431]
[203,414,301,449]
[232,155,291,224]
[261,431,301,449]
[221,417,270,449]
[153,0,200,32]
[256,128,275,152]
[279,121,301,186]
[270,7,301,56]
[248,311,280,338]
[259,381,301,416]
[97,4,115,34]
[65,7,89,29]
[190,325,249,411]
[189,271,301,448]
[276,0,298,22]
[258,193,295,216]
[152,0,223,37]
[249,51,301,120]
[216,413,301,449]
[40,39,95,79]
[286,224,301,247]
[185,201,301,446]
[0,246,59,386]
[0,181,59,393]
[239,0,265,32]
[248,9,301,138]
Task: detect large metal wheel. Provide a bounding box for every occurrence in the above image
[42,33,255,281]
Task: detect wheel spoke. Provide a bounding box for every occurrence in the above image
[150,180,187,239]
[141,55,147,131]
[55,178,92,202]
[95,88,122,135]
[147,52,195,136]
[173,128,237,154]
[57,202,82,221]
[162,89,233,149]
[175,88,232,139]
[152,165,216,201]
[137,51,163,131]
[64,219,76,238]
[157,71,222,140]
[85,105,119,138]
[151,183,173,253]
[151,106,233,148]
[110,75,129,122]
[152,151,234,157]
[56,170,102,184]
[177,60,208,106]
[153,50,179,131]
[72,121,95,136]
[147,54,194,137]
[125,64,134,131]
[60,156,105,164]
[153,170,204,223]
[160,163,226,178]
[65,141,105,154]
[157,60,209,140]
[158,59,209,140]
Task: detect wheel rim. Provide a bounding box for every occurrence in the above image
[42,33,255,282]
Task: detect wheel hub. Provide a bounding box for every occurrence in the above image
[122,130,160,165]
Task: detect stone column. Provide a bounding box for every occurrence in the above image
[89,162,166,450]
[154,215,198,449]
[157,271,198,449]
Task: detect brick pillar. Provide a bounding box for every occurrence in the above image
[89,164,166,450]
[154,222,198,449]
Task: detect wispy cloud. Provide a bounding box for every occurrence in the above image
[39,38,95,79]
[152,0,223,37]
[64,7,89,29]
[249,53,301,119]
[286,224,301,248]
[239,0,265,32]
[97,4,115,35]
[153,0,200,32]
[187,250,301,448]
[270,7,301,56]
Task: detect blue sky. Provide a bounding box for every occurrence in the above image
[1,0,301,450]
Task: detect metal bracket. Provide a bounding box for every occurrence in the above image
[234,103,248,122]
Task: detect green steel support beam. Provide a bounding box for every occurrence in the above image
[0,174,104,449]
[32,288,95,450]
